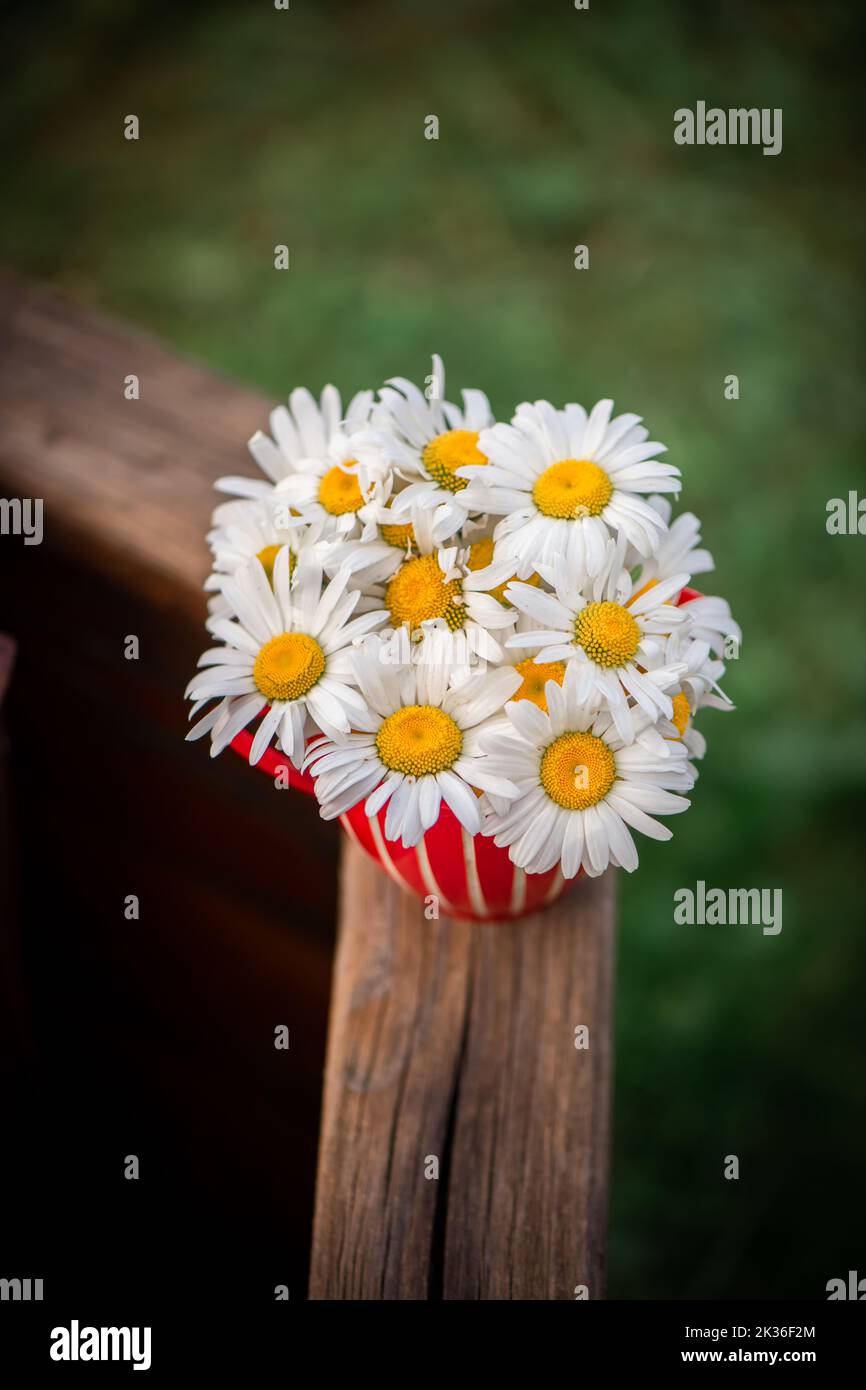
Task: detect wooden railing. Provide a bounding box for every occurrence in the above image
[311,848,615,1298]
[0,273,616,1300]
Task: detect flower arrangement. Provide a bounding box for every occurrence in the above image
[187,356,739,918]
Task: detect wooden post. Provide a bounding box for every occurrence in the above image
[309,840,616,1300]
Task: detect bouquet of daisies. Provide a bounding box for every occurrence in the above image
[186,355,739,892]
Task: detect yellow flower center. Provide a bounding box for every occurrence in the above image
[421,429,488,494]
[256,543,282,581]
[574,601,640,668]
[385,553,464,632]
[671,691,691,737]
[540,731,617,811]
[253,632,325,702]
[467,535,495,570]
[467,535,540,603]
[376,704,463,777]
[318,463,364,516]
[380,521,416,551]
[532,458,613,519]
[513,657,567,711]
[255,543,296,582]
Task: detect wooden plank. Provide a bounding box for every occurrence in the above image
[443,865,616,1300]
[0,271,268,616]
[309,838,472,1300]
[309,838,616,1300]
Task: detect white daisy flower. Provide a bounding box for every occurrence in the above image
[214,385,391,539]
[480,664,695,878]
[303,640,522,847]
[206,497,303,577]
[458,398,681,581]
[366,504,519,680]
[375,353,495,533]
[185,547,388,768]
[505,538,690,743]
[203,499,333,626]
[481,615,569,720]
[347,515,539,614]
[678,592,742,659]
[325,487,459,588]
[629,496,715,583]
[655,631,734,760]
[455,527,543,603]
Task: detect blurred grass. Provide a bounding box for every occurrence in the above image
[2,0,864,1298]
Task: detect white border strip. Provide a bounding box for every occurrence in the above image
[416,837,457,917]
[461,829,488,919]
[369,815,412,892]
[509,866,527,917]
[544,867,565,904]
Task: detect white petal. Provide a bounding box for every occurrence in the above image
[436,770,481,834]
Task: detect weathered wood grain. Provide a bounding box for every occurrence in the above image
[310,838,616,1300]
[0,271,267,616]
[309,837,472,1299]
[443,866,616,1300]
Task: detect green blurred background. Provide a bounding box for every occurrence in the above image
[3,0,864,1297]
